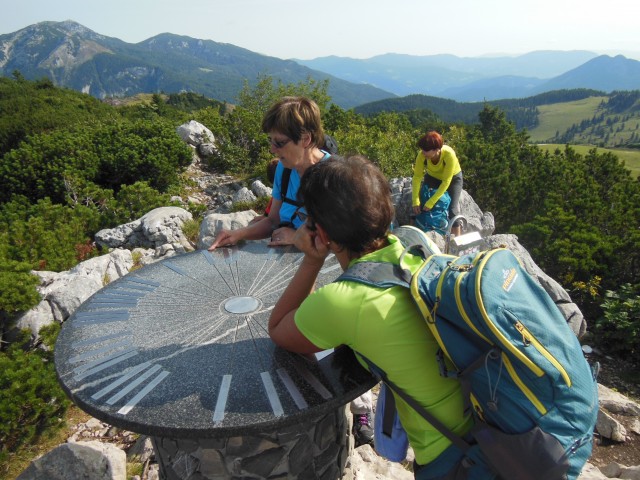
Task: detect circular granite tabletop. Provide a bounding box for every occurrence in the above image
[54,241,376,439]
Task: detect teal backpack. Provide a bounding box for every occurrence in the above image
[339,227,599,480]
[413,185,451,234]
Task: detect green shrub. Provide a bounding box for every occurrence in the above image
[595,283,640,363]
[0,330,70,463]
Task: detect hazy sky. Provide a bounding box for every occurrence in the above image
[2,0,639,61]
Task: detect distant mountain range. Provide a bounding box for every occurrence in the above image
[297,52,640,101]
[1,21,639,107]
[0,21,394,109]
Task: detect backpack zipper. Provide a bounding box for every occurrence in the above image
[502,353,548,415]
[514,321,572,387]
[474,251,546,378]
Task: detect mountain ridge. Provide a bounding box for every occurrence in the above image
[297,51,640,101]
[0,20,395,109]
[2,21,639,106]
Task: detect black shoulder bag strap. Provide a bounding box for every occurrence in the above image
[280,167,303,207]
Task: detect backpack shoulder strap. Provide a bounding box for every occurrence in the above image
[357,352,472,454]
[337,261,411,288]
[280,167,303,207]
[280,151,332,207]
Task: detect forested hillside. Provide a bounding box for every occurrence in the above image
[1,77,639,475]
[355,89,640,150]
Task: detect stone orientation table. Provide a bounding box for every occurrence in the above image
[54,241,376,479]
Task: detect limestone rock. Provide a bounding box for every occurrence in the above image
[10,248,137,342]
[95,206,193,252]
[197,210,258,250]
[599,384,640,417]
[16,441,126,480]
[176,120,215,146]
[251,179,272,198]
[579,462,608,479]
[597,408,628,442]
[344,444,413,480]
[232,187,257,204]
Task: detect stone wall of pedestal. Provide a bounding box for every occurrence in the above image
[151,407,352,480]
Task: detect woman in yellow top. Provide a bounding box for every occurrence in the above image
[411,131,463,236]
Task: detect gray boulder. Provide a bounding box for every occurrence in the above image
[95,207,193,253]
[16,441,126,480]
[176,120,215,147]
[232,187,257,204]
[198,210,258,250]
[251,179,272,198]
[11,248,140,342]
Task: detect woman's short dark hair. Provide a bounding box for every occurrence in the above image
[261,96,324,147]
[417,131,444,151]
[299,155,393,256]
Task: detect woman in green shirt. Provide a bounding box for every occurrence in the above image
[268,155,494,479]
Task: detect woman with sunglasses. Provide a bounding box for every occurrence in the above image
[268,155,494,480]
[209,96,331,250]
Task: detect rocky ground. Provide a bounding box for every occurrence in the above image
[587,352,640,470]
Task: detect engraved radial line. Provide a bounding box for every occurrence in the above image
[261,372,284,417]
[91,361,153,400]
[74,351,138,381]
[252,276,297,298]
[72,332,123,348]
[118,370,170,415]
[106,364,163,405]
[250,259,301,296]
[249,259,299,296]
[69,340,133,364]
[244,316,268,371]
[246,314,270,337]
[141,286,221,300]
[147,320,248,365]
[246,254,280,295]
[277,368,308,410]
[229,264,240,295]
[73,347,137,375]
[210,263,236,296]
[161,262,230,297]
[140,311,227,348]
[248,272,286,297]
[292,362,333,399]
[179,315,228,347]
[246,251,289,295]
[234,258,242,294]
[226,315,243,373]
[213,374,232,425]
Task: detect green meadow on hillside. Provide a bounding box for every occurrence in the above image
[537,144,640,179]
[527,92,640,148]
[528,97,606,142]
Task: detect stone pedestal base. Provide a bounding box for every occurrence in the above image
[151,407,352,479]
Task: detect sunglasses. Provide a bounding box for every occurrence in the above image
[269,137,292,149]
[294,207,316,231]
